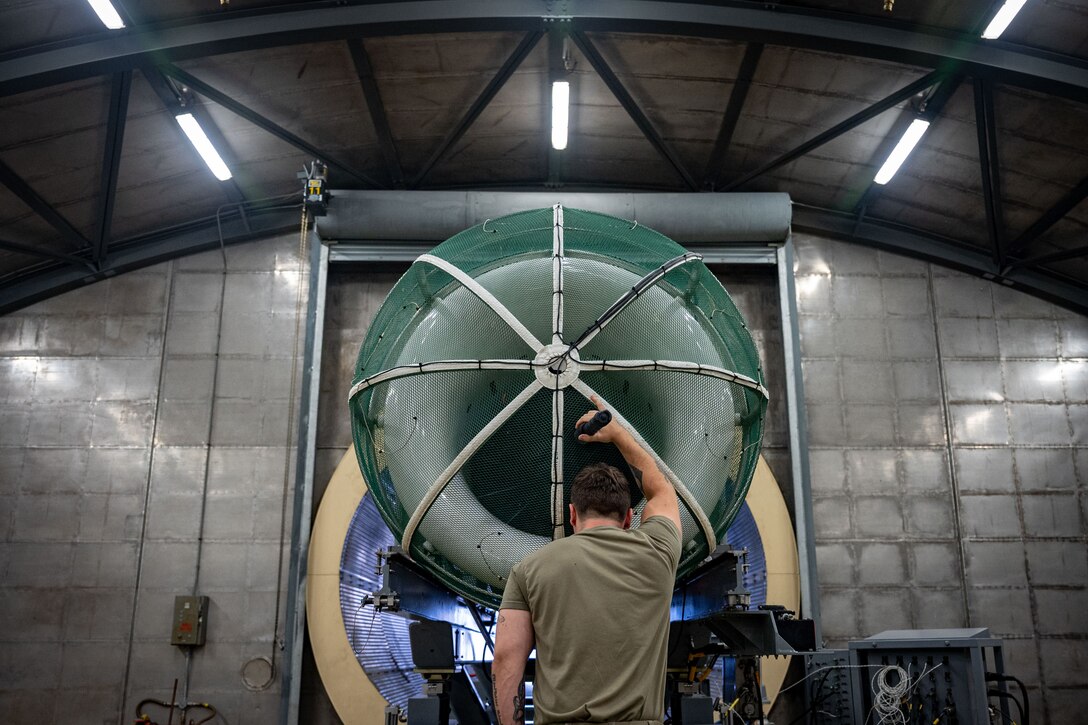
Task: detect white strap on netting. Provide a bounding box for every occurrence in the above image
[578,359,769,400]
[552,203,564,345]
[571,379,718,555]
[416,254,544,351]
[569,252,702,354]
[348,359,535,399]
[401,379,544,552]
[551,204,566,538]
[551,388,564,539]
[349,357,769,402]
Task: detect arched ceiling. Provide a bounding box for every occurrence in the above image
[0,0,1086,313]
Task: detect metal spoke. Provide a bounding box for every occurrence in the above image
[578,358,769,400]
[551,388,565,539]
[348,358,537,399]
[567,252,703,354]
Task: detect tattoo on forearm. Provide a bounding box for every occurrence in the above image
[514,682,526,724]
[493,672,503,725]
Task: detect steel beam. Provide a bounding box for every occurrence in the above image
[721,69,944,192]
[1010,243,1088,270]
[346,39,403,188]
[851,73,965,213]
[974,77,1006,268]
[0,204,299,315]
[280,228,327,725]
[94,70,132,263]
[0,237,94,270]
[159,63,380,189]
[778,240,820,634]
[792,203,1088,317]
[141,66,250,214]
[411,31,543,188]
[1006,174,1088,261]
[3,2,1087,101]
[703,43,762,189]
[572,31,698,191]
[0,159,91,251]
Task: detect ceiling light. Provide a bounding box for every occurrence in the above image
[87,0,125,29]
[981,0,1028,39]
[551,81,570,151]
[175,113,233,181]
[874,118,930,185]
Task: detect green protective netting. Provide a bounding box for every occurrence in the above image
[349,206,767,608]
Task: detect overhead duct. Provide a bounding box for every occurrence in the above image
[316,191,791,244]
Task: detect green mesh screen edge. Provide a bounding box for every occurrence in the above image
[349,206,768,608]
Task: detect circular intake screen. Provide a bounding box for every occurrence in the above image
[348,205,768,608]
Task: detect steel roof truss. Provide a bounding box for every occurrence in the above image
[974,77,1006,269]
[792,204,1088,317]
[140,66,251,220]
[158,63,379,189]
[1012,243,1088,270]
[347,39,403,188]
[572,31,698,191]
[1007,174,1088,262]
[722,69,945,192]
[411,31,544,188]
[0,204,299,315]
[703,42,763,190]
[0,158,91,252]
[0,236,93,271]
[94,69,132,264]
[851,73,966,214]
[2,2,1087,102]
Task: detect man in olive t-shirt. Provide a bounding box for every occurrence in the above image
[492,396,682,725]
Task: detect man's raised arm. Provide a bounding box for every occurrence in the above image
[575,395,682,534]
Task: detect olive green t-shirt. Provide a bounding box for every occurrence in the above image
[499,516,681,724]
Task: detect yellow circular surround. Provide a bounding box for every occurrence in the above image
[307,452,800,723]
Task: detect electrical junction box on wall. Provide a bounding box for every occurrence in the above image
[171,595,209,646]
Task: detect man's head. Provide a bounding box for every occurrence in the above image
[569,462,633,532]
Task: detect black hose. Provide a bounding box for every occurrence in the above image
[988,689,1024,725]
[987,672,1029,725]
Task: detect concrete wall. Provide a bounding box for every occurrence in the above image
[0,232,306,725]
[795,234,1088,722]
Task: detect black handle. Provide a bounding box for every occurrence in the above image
[577,410,612,437]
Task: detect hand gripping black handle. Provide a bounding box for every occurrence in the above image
[577,410,612,437]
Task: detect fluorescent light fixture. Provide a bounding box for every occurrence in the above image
[87,0,125,29]
[175,113,233,181]
[981,0,1028,39]
[874,118,930,185]
[551,81,570,151]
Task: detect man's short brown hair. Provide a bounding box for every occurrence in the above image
[571,463,631,521]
